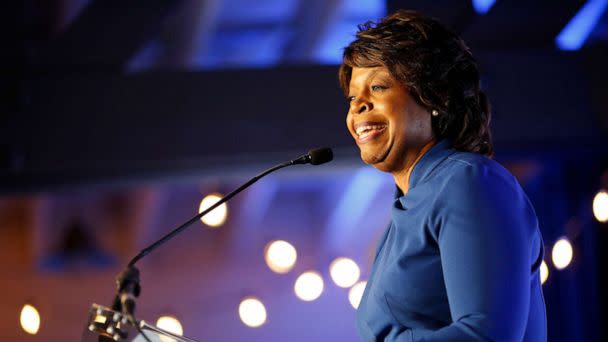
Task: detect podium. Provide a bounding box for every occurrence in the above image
[82,304,199,342]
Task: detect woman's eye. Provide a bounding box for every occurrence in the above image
[371,85,387,91]
[347,96,356,103]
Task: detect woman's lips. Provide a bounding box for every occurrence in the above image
[354,123,387,144]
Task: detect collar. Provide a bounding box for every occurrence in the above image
[394,139,455,206]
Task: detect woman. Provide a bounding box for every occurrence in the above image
[340,10,546,341]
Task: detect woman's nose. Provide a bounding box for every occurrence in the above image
[351,98,373,115]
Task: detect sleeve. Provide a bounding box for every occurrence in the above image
[385,163,537,341]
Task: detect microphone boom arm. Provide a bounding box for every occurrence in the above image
[128,159,295,267]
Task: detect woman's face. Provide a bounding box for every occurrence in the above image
[346,66,434,174]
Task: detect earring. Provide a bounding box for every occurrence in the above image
[431,109,439,117]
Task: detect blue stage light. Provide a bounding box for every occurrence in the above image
[326,167,388,246]
[314,0,386,64]
[556,0,608,50]
[472,0,496,14]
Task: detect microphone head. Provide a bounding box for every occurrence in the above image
[308,148,333,165]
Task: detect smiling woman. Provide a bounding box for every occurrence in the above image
[345,66,435,192]
[338,10,547,342]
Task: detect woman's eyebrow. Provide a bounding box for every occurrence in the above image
[369,71,396,87]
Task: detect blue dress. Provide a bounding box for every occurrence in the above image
[356,140,547,341]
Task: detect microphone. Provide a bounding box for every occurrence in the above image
[291,147,333,165]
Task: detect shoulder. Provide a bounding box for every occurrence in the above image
[432,151,519,196]
[426,151,531,223]
[427,152,540,259]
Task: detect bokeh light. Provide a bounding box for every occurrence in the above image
[264,240,297,274]
[238,297,267,328]
[552,238,573,270]
[540,260,549,285]
[348,281,367,309]
[20,304,40,335]
[593,190,608,222]
[329,257,360,288]
[156,316,183,342]
[199,193,227,227]
[294,271,324,301]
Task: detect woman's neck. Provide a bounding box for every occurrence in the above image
[393,138,437,194]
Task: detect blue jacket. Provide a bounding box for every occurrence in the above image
[356,140,547,341]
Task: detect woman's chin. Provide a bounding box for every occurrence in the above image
[360,148,392,171]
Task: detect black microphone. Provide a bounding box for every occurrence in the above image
[127,147,333,267]
[292,147,333,165]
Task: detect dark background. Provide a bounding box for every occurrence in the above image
[1,0,607,340]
